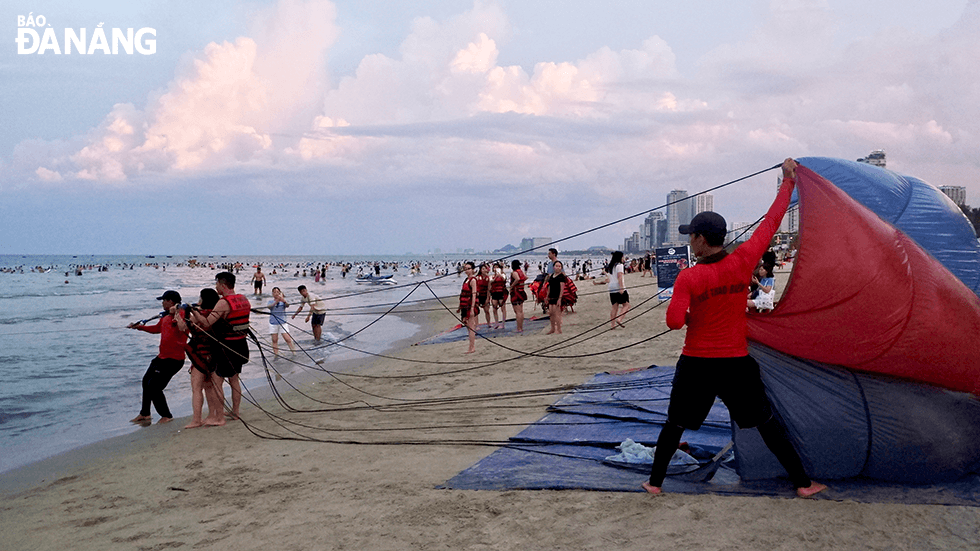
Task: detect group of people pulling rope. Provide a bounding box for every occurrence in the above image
[128,158,826,498]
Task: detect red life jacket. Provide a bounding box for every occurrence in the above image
[562,279,578,306]
[186,308,214,373]
[475,275,489,300]
[216,294,251,341]
[510,269,527,303]
[458,276,476,313]
[490,274,507,294]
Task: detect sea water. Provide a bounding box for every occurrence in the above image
[0,254,472,473]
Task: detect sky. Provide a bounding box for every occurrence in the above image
[1,0,977,256]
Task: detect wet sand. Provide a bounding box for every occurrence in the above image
[2,269,979,550]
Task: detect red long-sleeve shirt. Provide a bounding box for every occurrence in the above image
[139,312,188,360]
[666,177,795,358]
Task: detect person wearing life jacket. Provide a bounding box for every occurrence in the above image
[175,288,224,429]
[457,262,479,354]
[189,271,251,424]
[489,262,508,329]
[509,259,528,332]
[475,263,491,326]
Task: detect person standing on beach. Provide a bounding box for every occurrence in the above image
[606,251,630,329]
[128,290,188,424]
[251,266,266,296]
[175,288,224,429]
[268,287,297,355]
[294,285,327,343]
[475,264,491,326]
[489,263,508,329]
[642,158,827,498]
[458,262,479,353]
[509,259,528,332]
[189,272,251,423]
[546,261,568,334]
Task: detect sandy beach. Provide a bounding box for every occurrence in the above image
[2,269,979,551]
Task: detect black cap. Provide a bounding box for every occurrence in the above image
[679,211,727,237]
[156,290,181,303]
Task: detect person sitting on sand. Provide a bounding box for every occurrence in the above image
[128,290,188,425]
[642,159,827,499]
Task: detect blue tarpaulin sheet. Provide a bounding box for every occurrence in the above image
[441,366,980,505]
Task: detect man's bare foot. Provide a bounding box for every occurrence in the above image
[204,418,226,427]
[465,349,476,354]
[796,482,828,498]
[184,420,204,429]
[641,482,663,494]
[226,412,240,420]
[130,415,151,423]
[157,417,172,424]
[545,330,555,334]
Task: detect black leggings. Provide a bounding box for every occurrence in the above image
[139,356,185,418]
[648,418,812,489]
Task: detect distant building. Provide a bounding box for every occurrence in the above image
[640,211,665,251]
[520,237,553,252]
[623,231,641,254]
[729,221,755,243]
[666,190,692,245]
[857,149,886,167]
[777,175,799,233]
[656,218,668,249]
[940,185,967,207]
[693,193,713,217]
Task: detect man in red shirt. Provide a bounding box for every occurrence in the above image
[129,290,188,424]
[643,158,827,498]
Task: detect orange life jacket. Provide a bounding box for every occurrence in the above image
[216,294,251,341]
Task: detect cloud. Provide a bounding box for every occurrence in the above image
[6,0,980,225]
[18,0,338,183]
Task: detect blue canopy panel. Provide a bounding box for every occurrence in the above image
[798,157,980,295]
[740,343,980,483]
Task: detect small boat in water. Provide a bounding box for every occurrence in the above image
[356,274,398,285]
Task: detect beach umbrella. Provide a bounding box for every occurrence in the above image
[737,157,980,483]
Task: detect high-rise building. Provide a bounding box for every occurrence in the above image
[623,231,641,253]
[666,190,692,245]
[940,185,967,207]
[777,176,799,233]
[729,221,755,243]
[520,237,553,252]
[640,211,665,250]
[693,193,713,216]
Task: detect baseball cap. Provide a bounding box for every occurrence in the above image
[678,211,727,237]
[156,290,181,303]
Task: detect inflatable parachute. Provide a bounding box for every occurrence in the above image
[740,157,980,483]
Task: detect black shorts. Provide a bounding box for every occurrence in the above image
[213,338,249,379]
[490,291,506,301]
[254,280,263,290]
[609,290,630,305]
[310,312,325,327]
[666,355,772,430]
